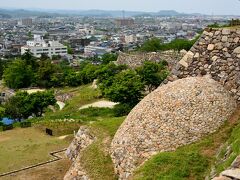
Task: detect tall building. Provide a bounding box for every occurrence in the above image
[19,18,33,26]
[21,35,68,58]
[115,18,134,27]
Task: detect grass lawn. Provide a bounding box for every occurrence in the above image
[44,84,102,120]
[0,127,72,174]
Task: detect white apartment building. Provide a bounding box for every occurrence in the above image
[21,35,68,58]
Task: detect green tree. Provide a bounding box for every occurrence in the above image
[137,61,169,92]
[96,63,127,93]
[30,91,56,117]
[21,49,38,70]
[101,53,118,64]
[0,59,4,79]
[37,60,59,87]
[40,53,49,61]
[140,38,162,52]
[3,59,34,89]
[64,43,73,54]
[104,70,145,106]
[80,63,99,84]
[4,92,32,120]
[0,107,5,120]
[4,91,56,120]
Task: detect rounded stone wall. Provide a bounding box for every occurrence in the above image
[110,76,237,179]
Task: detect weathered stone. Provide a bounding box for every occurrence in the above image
[116,51,182,70]
[194,53,200,59]
[168,28,240,102]
[231,156,240,168]
[234,37,239,43]
[221,169,240,179]
[64,127,95,180]
[212,56,218,61]
[221,36,228,42]
[222,29,231,35]
[207,44,215,51]
[215,31,221,36]
[179,59,188,68]
[233,47,240,54]
[180,49,188,55]
[212,176,232,180]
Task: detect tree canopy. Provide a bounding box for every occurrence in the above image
[3,59,34,89]
[104,70,145,106]
[137,61,169,92]
[4,91,56,120]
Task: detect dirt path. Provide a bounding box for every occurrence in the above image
[79,100,118,110]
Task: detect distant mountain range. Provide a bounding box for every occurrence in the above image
[0,8,206,18]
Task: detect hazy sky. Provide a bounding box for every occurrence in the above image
[1,0,240,15]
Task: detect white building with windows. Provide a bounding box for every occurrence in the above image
[21,35,68,58]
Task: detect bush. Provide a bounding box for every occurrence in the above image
[113,104,132,117]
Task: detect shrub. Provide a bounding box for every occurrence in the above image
[113,104,132,117]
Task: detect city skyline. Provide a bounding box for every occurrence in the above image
[1,0,240,15]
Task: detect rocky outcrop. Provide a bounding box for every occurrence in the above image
[213,156,240,180]
[64,127,95,180]
[116,51,183,69]
[167,27,240,101]
[111,76,237,179]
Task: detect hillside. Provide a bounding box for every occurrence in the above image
[63,27,240,180]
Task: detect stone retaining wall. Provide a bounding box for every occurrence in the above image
[116,51,183,70]
[111,76,237,179]
[167,27,240,101]
[64,127,95,180]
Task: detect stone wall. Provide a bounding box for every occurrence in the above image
[64,127,95,180]
[167,27,240,101]
[111,76,237,179]
[116,51,183,70]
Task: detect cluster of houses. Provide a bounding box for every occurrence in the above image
[0,15,232,62]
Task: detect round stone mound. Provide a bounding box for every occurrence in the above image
[110,76,237,179]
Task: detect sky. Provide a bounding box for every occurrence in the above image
[0,0,240,15]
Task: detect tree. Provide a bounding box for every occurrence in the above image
[3,59,34,89]
[96,63,127,93]
[30,91,56,117]
[65,71,82,87]
[21,49,38,70]
[101,53,118,64]
[137,61,169,92]
[80,63,99,84]
[37,60,59,87]
[140,38,162,52]
[0,107,5,120]
[0,59,5,79]
[4,92,32,120]
[4,91,56,120]
[104,70,145,107]
[40,53,49,61]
